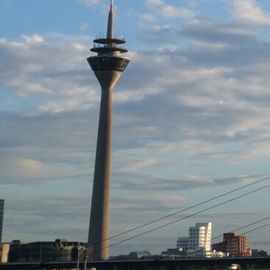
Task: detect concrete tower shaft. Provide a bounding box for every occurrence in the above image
[87,0,129,261]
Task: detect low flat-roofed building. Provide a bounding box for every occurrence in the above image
[252,249,267,257]
[8,239,86,262]
[177,237,189,251]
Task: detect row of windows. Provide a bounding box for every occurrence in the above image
[88,56,129,72]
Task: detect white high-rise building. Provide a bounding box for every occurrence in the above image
[188,222,212,257]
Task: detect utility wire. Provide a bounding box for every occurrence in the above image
[91,174,270,250]
[212,216,270,241]
[89,175,270,255]
[107,175,270,241]
[107,182,270,250]
[242,222,270,235]
[100,175,270,245]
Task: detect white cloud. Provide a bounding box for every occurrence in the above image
[119,158,158,172]
[0,158,71,182]
[146,0,196,19]
[0,34,100,110]
[232,0,270,25]
[76,0,100,7]
[37,86,99,112]
[21,34,44,43]
[80,22,90,32]
[3,27,270,166]
[3,10,270,252]
[140,13,156,23]
[112,194,186,212]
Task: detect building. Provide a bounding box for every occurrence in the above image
[176,237,189,251]
[210,250,226,257]
[212,241,226,254]
[212,232,252,257]
[128,251,151,260]
[161,248,187,258]
[176,222,212,257]
[87,0,130,261]
[8,239,86,263]
[188,222,212,257]
[0,200,4,243]
[0,243,10,263]
[111,251,151,260]
[252,249,267,257]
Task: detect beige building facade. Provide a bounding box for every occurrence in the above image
[0,200,4,243]
[0,243,10,263]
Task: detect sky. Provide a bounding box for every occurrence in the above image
[1,0,270,255]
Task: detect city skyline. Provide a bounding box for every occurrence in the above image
[1,0,270,255]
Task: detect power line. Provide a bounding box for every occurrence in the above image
[89,175,270,254]
[90,174,270,252]
[212,216,270,241]
[242,222,270,235]
[108,175,270,242]
[107,182,270,249]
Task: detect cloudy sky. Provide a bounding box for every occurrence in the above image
[1,0,270,255]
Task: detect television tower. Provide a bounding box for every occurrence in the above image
[87,0,130,261]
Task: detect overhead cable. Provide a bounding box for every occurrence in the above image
[107,182,270,249]
[212,216,270,241]
[108,175,270,241]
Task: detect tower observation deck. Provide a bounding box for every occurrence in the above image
[87,0,130,261]
[88,0,129,76]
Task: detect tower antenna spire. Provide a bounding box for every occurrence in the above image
[107,0,114,39]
